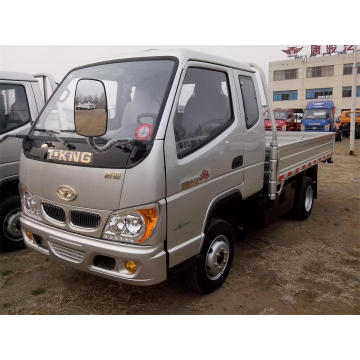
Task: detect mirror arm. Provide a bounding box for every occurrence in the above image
[86,137,120,153]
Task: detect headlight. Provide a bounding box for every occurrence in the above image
[103,204,159,244]
[324,124,330,131]
[301,124,305,132]
[20,185,42,222]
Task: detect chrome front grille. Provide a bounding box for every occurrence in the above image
[50,242,85,263]
[42,203,66,223]
[70,210,101,229]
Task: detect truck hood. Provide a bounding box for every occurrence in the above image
[19,153,125,211]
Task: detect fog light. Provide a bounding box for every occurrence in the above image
[25,231,34,243]
[125,261,137,274]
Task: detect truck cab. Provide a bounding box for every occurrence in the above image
[0,72,56,252]
[301,100,336,132]
[264,108,298,131]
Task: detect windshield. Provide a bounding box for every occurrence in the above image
[345,112,360,117]
[264,110,288,120]
[35,58,177,141]
[304,109,330,119]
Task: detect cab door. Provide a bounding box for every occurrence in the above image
[232,69,265,196]
[164,62,245,268]
[0,81,34,168]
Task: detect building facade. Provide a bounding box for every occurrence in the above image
[269,52,360,117]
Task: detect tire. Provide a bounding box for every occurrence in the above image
[185,219,234,294]
[335,130,342,141]
[293,177,314,220]
[0,195,24,252]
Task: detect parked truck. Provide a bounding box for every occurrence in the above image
[0,72,56,251]
[264,108,299,131]
[339,110,360,138]
[9,50,335,293]
[301,100,336,133]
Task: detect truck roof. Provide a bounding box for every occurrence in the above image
[0,71,38,82]
[71,48,255,73]
[305,100,334,110]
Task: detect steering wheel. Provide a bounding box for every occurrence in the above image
[136,113,157,125]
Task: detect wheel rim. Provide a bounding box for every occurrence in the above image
[205,235,230,280]
[304,185,313,213]
[3,208,22,242]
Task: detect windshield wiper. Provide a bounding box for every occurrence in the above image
[33,129,76,150]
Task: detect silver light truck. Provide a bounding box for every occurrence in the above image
[0,72,56,251]
[17,50,335,293]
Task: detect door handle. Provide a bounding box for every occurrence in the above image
[232,155,243,169]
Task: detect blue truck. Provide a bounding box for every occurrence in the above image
[301,100,336,133]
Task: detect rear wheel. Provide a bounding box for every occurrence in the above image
[185,219,234,294]
[293,177,314,220]
[0,195,24,252]
[335,129,342,141]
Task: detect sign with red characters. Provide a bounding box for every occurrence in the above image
[282,45,357,59]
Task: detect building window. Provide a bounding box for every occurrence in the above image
[342,86,360,97]
[306,65,334,78]
[306,88,333,99]
[273,90,298,101]
[273,69,298,81]
[343,63,360,75]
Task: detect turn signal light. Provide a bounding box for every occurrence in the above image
[136,207,158,243]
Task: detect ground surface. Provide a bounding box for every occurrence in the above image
[1,138,359,314]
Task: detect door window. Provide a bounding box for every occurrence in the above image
[174,67,233,158]
[238,75,259,129]
[0,84,31,134]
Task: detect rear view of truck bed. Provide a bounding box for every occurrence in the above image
[265,131,335,183]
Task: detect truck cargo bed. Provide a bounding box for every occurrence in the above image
[265,131,335,183]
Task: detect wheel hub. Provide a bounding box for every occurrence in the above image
[3,208,22,241]
[205,235,230,280]
[304,186,313,212]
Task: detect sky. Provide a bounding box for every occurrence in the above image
[0,45,294,83]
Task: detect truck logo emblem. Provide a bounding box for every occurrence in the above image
[47,149,93,164]
[104,170,121,180]
[181,169,211,191]
[57,185,77,201]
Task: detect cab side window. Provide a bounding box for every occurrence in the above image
[0,84,31,134]
[174,67,233,158]
[238,75,259,129]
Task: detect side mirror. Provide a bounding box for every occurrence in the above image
[74,79,107,137]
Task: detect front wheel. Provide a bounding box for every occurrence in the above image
[185,219,234,294]
[293,177,314,220]
[0,195,24,252]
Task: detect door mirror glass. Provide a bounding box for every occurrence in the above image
[74,79,107,137]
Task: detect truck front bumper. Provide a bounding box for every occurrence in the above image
[20,215,167,286]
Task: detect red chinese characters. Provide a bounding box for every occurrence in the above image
[343,45,354,52]
[311,45,321,56]
[326,45,337,54]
